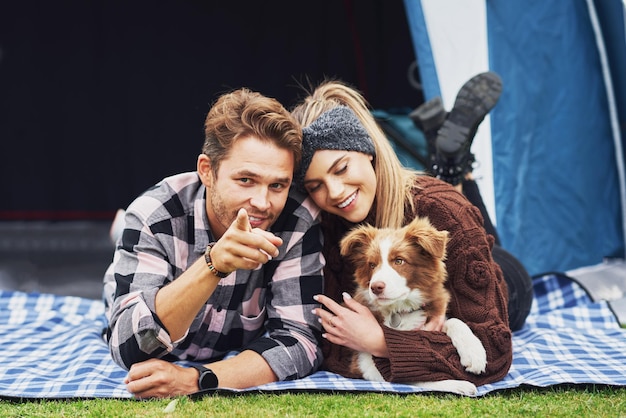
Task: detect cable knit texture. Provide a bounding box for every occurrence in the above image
[320,175,512,386]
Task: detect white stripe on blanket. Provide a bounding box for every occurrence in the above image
[1,273,625,399]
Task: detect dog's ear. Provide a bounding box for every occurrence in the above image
[340,224,376,259]
[405,217,449,260]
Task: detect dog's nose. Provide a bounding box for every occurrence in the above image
[371,281,385,295]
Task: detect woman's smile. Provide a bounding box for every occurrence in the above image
[337,191,358,209]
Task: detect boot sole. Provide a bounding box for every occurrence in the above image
[436,72,502,156]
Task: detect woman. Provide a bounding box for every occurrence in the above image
[291,79,532,386]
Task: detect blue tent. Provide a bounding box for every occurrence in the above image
[403,0,626,276]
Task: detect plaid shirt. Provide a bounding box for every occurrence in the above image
[103,172,324,381]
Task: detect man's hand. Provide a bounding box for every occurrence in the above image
[125,351,277,398]
[210,208,283,273]
[125,358,199,399]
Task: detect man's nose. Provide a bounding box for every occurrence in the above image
[249,188,270,211]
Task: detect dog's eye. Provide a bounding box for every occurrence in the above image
[369,263,376,270]
[394,258,405,265]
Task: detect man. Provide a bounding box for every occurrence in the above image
[103,88,324,398]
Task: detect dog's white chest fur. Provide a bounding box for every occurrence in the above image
[385,310,426,330]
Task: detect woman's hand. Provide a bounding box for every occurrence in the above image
[313,292,389,358]
[421,313,446,332]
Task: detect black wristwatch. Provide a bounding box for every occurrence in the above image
[190,364,219,390]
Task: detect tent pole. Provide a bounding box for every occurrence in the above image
[586,0,626,259]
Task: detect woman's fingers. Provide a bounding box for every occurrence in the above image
[313,294,344,314]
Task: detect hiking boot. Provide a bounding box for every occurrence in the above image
[433,71,502,185]
[409,96,446,175]
[409,96,447,137]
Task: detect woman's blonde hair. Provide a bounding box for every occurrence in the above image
[291,79,420,228]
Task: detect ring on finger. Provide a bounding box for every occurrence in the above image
[329,316,336,328]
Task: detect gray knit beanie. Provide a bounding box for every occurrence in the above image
[295,105,376,192]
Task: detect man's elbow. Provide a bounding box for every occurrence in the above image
[108,330,166,371]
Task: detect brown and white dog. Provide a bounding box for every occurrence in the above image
[339,216,487,395]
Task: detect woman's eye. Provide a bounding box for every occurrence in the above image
[336,164,348,175]
[306,183,321,193]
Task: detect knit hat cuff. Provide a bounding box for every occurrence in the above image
[295,106,375,191]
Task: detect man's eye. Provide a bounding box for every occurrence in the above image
[270,183,286,191]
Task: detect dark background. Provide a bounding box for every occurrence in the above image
[0,0,423,221]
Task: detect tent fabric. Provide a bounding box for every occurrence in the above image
[372,109,429,171]
[1,273,626,399]
[403,0,498,228]
[403,0,626,276]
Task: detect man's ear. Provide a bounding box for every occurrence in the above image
[197,154,213,186]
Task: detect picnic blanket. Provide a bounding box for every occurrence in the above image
[1,272,625,399]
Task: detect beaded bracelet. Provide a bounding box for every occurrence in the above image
[204,242,229,278]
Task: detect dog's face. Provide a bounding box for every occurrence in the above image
[340,217,449,314]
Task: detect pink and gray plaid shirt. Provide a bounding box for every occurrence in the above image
[103,172,324,381]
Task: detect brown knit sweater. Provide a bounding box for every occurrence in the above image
[320,175,512,386]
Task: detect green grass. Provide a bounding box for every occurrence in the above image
[1,386,625,417]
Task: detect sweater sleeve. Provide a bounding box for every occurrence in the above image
[373,177,512,386]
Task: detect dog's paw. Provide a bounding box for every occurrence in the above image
[458,338,487,375]
[446,380,478,396]
[444,318,487,374]
[358,352,385,382]
[412,379,477,396]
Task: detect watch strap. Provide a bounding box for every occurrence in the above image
[190,364,219,390]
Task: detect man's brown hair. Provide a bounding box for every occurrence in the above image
[202,88,302,177]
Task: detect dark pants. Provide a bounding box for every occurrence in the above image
[492,245,534,331]
[463,179,533,331]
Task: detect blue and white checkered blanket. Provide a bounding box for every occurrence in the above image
[1,273,625,399]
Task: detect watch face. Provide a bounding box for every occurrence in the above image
[199,369,218,390]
